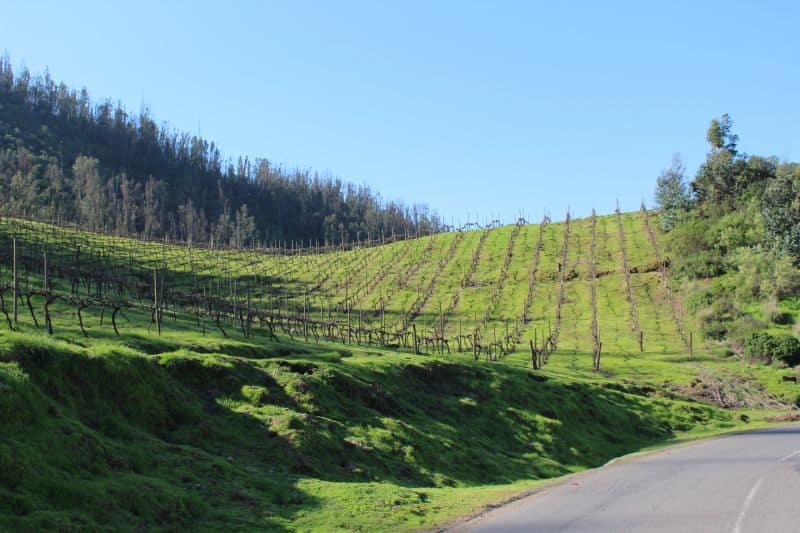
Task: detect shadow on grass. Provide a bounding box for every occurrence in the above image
[0,340,322,531]
[1,308,736,527]
[281,358,732,488]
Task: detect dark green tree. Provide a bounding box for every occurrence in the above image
[761,163,800,262]
[692,114,742,206]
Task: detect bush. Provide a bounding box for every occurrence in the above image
[699,297,740,340]
[771,312,795,325]
[686,288,714,311]
[743,331,800,365]
[701,320,727,340]
[773,335,800,366]
[726,316,765,344]
[743,332,770,361]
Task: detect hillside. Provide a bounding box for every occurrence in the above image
[1,209,798,530]
[0,208,691,362]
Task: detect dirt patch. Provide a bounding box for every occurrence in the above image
[675,372,793,410]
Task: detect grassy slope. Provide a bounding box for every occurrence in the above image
[1,212,798,531]
[0,322,744,532]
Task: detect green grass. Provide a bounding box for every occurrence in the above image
[0,321,757,532]
[1,212,798,531]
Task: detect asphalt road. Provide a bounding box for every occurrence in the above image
[454,424,800,533]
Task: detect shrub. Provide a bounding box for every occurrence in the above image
[772,335,800,366]
[701,319,728,340]
[699,297,740,340]
[743,331,771,361]
[686,289,714,311]
[743,331,800,365]
[771,312,794,325]
[726,315,765,344]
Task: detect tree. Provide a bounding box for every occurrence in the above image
[735,247,800,302]
[692,114,742,206]
[177,199,205,245]
[655,154,691,231]
[212,210,232,248]
[117,173,141,234]
[234,203,256,248]
[761,163,800,263]
[43,161,70,221]
[706,113,738,154]
[143,176,166,237]
[736,155,777,199]
[8,169,40,215]
[72,155,104,230]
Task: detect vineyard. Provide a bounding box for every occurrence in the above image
[0,206,695,368]
[3,208,798,532]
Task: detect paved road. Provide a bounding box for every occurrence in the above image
[455,425,800,533]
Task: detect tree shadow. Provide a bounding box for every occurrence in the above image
[253,357,726,489]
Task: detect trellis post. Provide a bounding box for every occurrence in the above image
[12,237,18,325]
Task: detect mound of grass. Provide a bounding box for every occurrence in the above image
[0,327,749,531]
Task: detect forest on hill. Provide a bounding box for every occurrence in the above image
[0,55,443,247]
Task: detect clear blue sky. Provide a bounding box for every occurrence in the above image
[2,1,798,224]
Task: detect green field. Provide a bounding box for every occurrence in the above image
[1,211,798,531]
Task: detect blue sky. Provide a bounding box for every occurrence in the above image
[2,0,798,224]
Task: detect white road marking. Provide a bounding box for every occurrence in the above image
[731,447,799,533]
[780,449,800,462]
[732,477,763,533]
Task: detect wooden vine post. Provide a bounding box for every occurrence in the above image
[43,251,52,335]
[304,287,309,341]
[153,268,161,335]
[12,237,18,326]
[346,285,351,344]
[439,302,444,344]
[595,342,602,372]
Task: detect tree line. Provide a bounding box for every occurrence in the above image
[654,114,800,355]
[655,114,800,268]
[0,54,443,247]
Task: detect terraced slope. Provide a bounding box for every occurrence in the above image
[0,209,693,364]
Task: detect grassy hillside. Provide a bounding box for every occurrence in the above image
[1,328,746,531]
[0,209,690,356]
[1,210,798,531]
